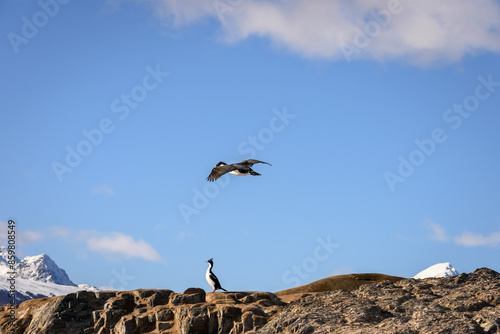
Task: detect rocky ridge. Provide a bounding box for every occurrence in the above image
[261,267,500,334]
[0,268,498,333]
[0,288,285,333]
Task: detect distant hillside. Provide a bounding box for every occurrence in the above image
[276,273,404,302]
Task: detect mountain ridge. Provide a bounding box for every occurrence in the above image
[0,247,96,306]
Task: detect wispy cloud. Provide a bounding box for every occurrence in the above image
[19,230,45,244]
[48,226,73,238]
[120,0,500,65]
[423,220,500,248]
[454,230,500,247]
[8,224,163,262]
[424,219,450,242]
[91,184,115,197]
[87,232,163,262]
[0,221,44,245]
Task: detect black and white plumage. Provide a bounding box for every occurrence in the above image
[205,258,227,293]
[207,159,271,182]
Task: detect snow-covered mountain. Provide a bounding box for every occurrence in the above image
[0,247,97,305]
[413,262,459,279]
[0,247,76,286]
[17,254,77,286]
[0,246,20,264]
[0,274,90,305]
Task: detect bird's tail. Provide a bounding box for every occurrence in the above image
[249,171,261,176]
[221,287,227,292]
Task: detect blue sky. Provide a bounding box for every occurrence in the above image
[1,0,500,293]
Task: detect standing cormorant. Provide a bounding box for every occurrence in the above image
[205,258,227,293]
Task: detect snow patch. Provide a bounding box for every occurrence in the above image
[0,274,97,305]
[413,262,459,279]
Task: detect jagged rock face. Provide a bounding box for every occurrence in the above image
[0,288,285,334]
[258,268,500,334]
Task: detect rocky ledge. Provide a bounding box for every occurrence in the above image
[0,288,285,334]
[0,268,498,333]
[261,268,500,334]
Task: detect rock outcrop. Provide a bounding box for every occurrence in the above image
[0,288,285,333]
[1,268,498,333]
[259,268,500,334]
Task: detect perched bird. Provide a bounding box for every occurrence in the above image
[205,258,227,293]
[207,159,271,182]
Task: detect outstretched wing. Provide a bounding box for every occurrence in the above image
[207,164,238,182]
[239,159,272,167]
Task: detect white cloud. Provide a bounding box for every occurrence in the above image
[454,230,500,247]
[0,220,44,245]
[19,230,45,244]
[122,0,500,64]
[91,184,115,197]
[48,226,73,238]
[87,232,163,262]
[424,219,449,242]
[422,219,500,248]
[23,225,163,262]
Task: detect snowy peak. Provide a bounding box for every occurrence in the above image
[16,253,77,287]
[413,262,459,279]
[0,249,97,305]
[0,246,20,264]
[0,248,77,287]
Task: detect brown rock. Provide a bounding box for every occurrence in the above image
[0,289,285,333]
[1,268,498,334]
[147,289,173,307]
[258,268,500,334]
[169,292,204,305]
[183,287,206,302]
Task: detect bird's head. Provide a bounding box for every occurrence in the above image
[205,258,213,264]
